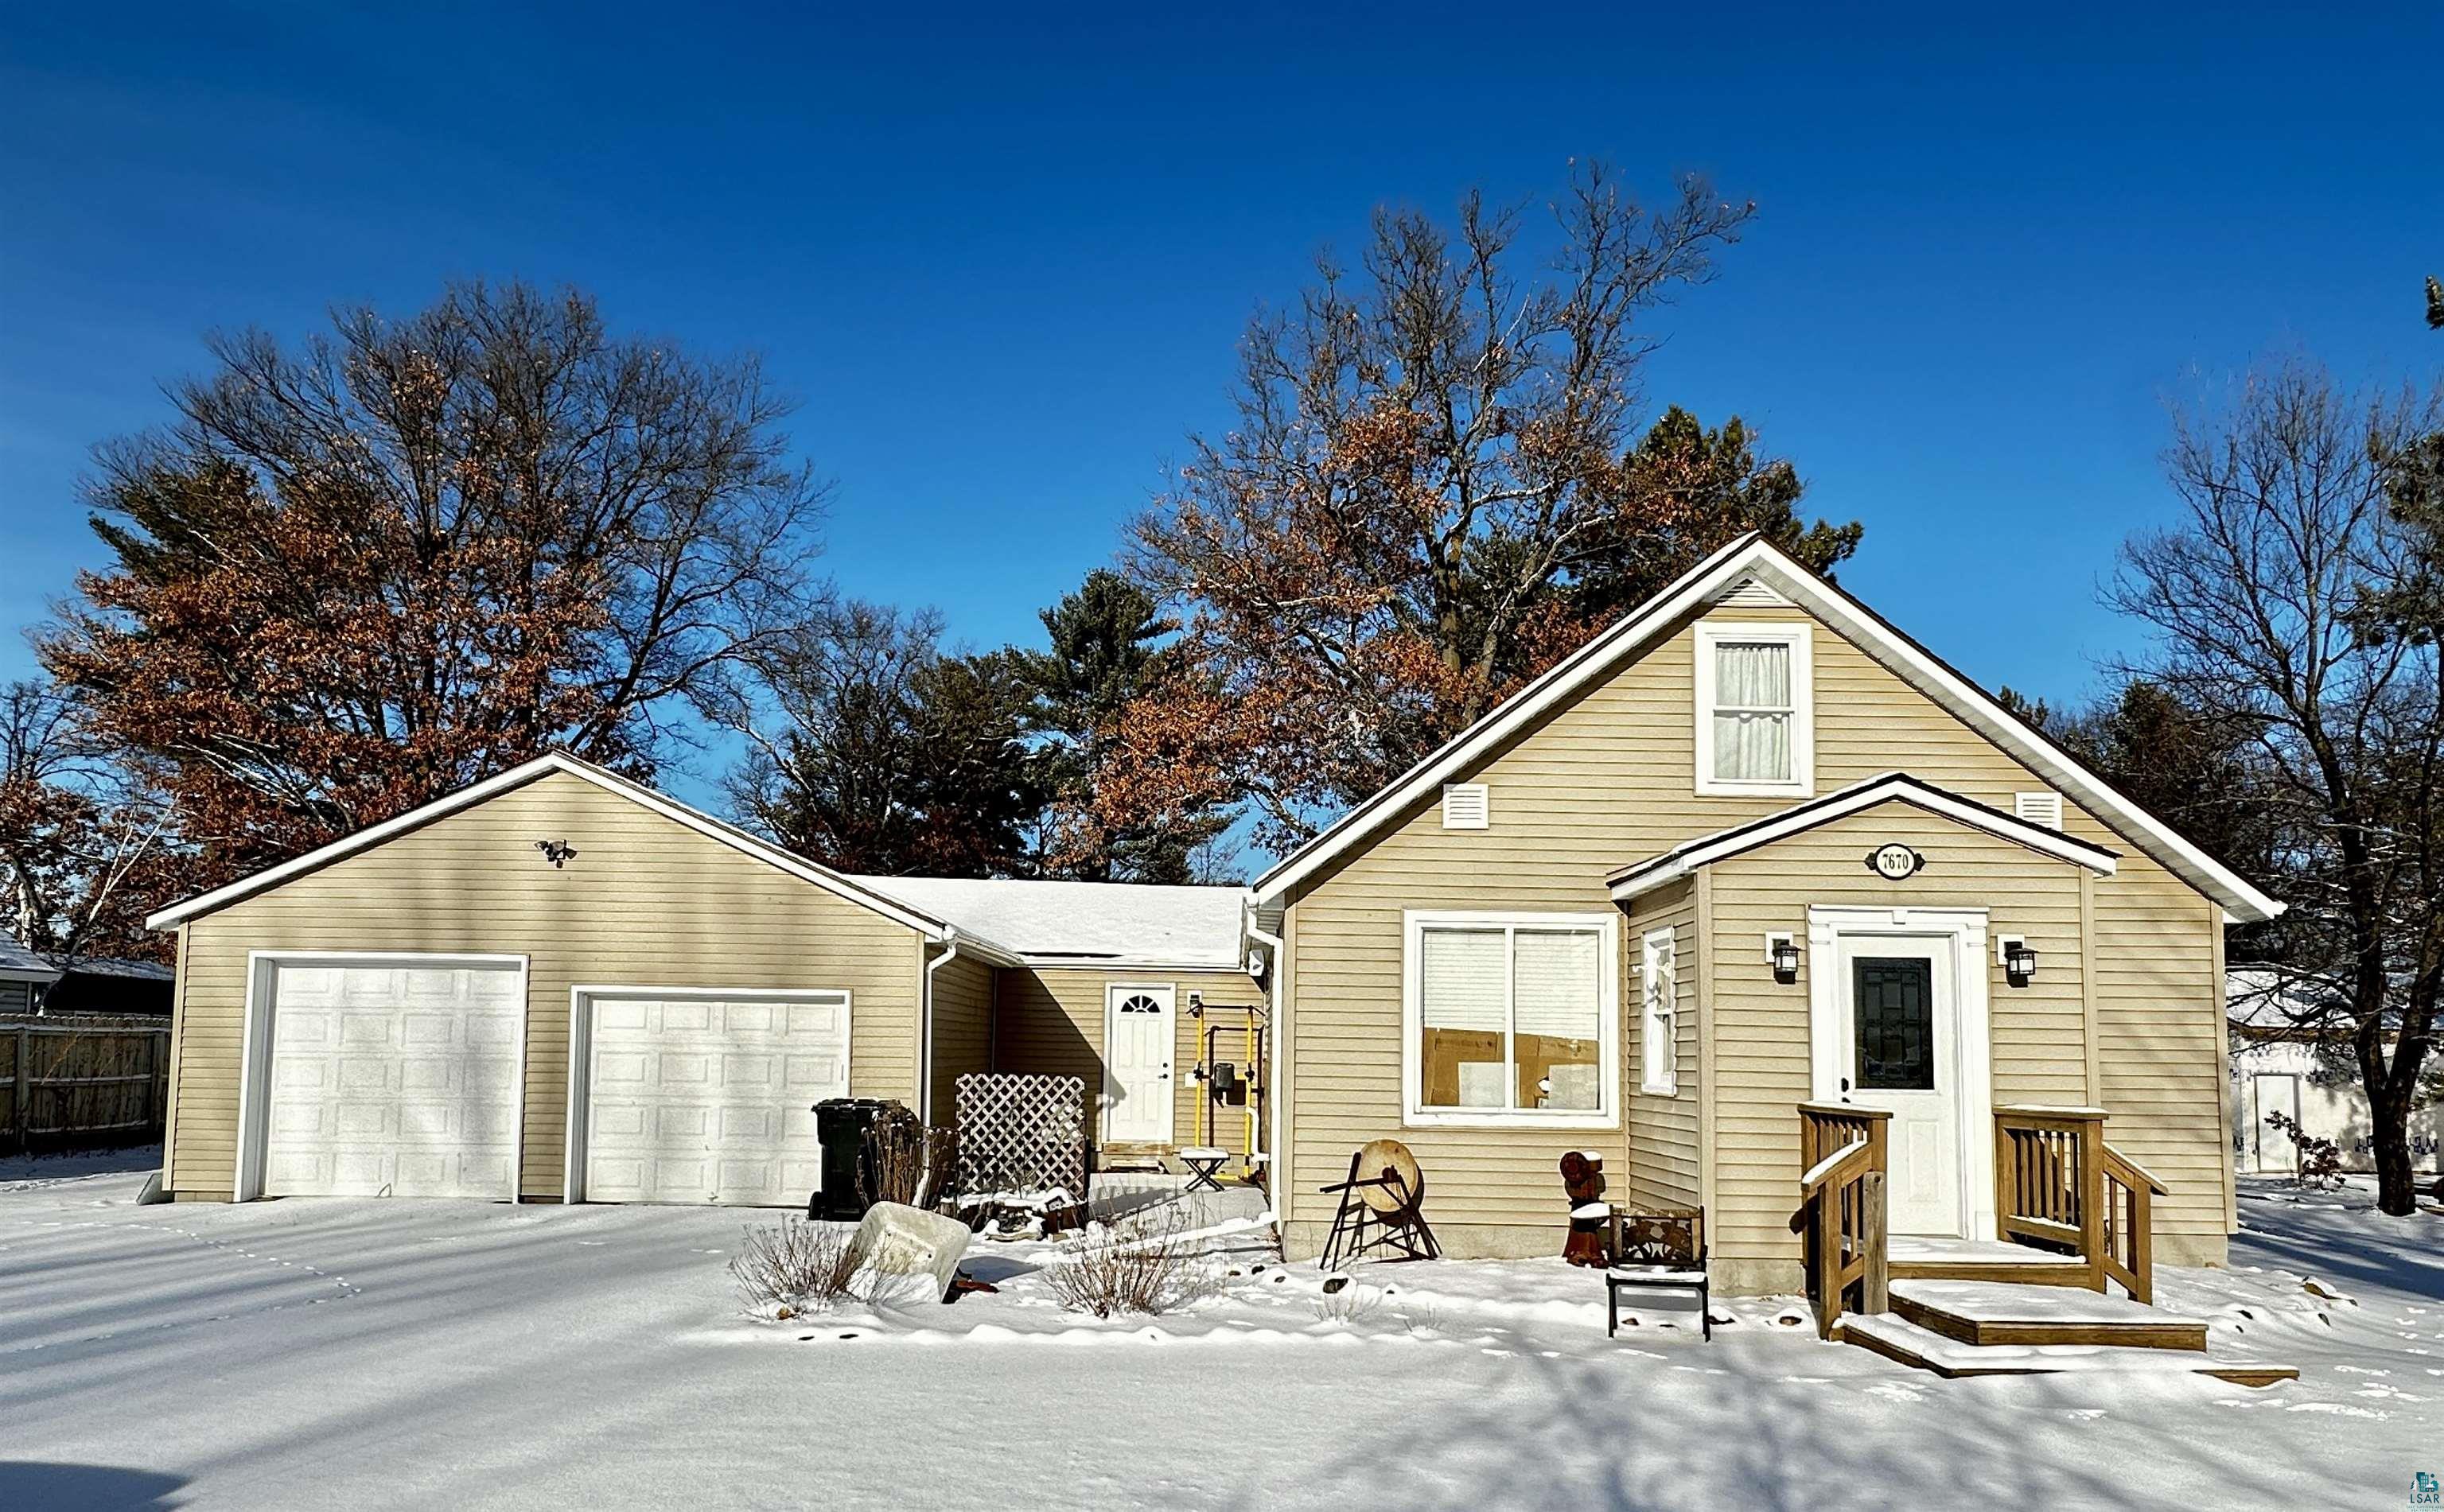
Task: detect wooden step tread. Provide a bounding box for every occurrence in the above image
[1842,1313,2296,1387]
[1889,1280,2209,1350]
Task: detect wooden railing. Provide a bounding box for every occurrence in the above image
[1994,1106,2163,1304]
[1795,1102,1891,1338]
[2099,1143,2166,1305]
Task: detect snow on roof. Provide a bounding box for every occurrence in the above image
[0,928,57,979]
[849,876,1251,970]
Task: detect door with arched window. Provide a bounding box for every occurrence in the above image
[1103,983,1176,1145]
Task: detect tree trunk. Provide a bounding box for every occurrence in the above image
[2371,1110,2419,1216]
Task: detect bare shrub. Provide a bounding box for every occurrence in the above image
[1044,1211,1213,1318]
[858,1105,959,1211]
[1311,1284,1384,1326]
[730,1219,859,1317]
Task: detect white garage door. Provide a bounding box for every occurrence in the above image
[263,961,523,1199]
[581,993,850,1205]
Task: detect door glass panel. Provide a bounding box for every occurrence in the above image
[1854,957,1936,1090]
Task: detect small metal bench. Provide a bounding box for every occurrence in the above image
[1605,1206,1710,1341]
[1176,1146,1230,1194]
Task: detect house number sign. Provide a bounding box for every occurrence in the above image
[1865,842,1925,880]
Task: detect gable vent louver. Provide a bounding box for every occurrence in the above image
[2014,790,2065,830]
[1715,576,1793,608]
[1442,783,1490,830]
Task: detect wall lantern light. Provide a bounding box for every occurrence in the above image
[2002,938,2038,988]
[1766,932,1801,984]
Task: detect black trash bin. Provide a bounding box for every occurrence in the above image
[809,1098,895,1220]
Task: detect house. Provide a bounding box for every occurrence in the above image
[2228,969,2443,1177]
[143,760,1265,1205]
[0,927,177,1016]
[147,532,2279,1300]
[1248,534,2281,1293]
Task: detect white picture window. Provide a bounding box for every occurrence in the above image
[1405,911,1617,1128]
[1695,622,1813,796]
[1640,927,1678,1095]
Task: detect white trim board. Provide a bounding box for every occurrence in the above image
[562,982,854,1205]
[232,950,531,1204]
[1805,907,1996,1242]
[1251,534,2282,923]
[1608,773,2119,902]
[145,752,1023,959]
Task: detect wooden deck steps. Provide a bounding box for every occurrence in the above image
[1841,1279,2295,1387]
[1887,1235,2091,1287]
[1889,1279,2207,1350]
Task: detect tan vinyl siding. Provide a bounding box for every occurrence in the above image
[1283,601,2233,1261]
[166,770,926,1199]
[1707,800,2089,1261]
[928,950,996,1128]
[1622,880,1699,1208]
[993,966,1264,1152]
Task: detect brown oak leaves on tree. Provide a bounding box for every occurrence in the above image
[41,281,827,893]
[1108,166,1860,856]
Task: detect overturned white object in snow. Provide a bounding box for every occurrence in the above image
[846,1202,972,1302]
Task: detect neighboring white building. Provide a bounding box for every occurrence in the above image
[2228,969,2443,1176]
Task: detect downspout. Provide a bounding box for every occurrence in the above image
[1244,909,1287,1215]
[920,931,961,1126]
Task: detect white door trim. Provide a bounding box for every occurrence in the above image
[1805,907,1995,1242]
[233,950,531,1204]
[1100,981,1176,1145]
[563,984,854,1204]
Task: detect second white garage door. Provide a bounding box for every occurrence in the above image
[578,991,850,1205]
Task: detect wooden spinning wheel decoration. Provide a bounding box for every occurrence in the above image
[1317,1137,1442,1272]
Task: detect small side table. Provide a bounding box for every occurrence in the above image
[1177,1146,1230,1193]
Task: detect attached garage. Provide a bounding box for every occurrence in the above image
[151,753,999,1206]
[569,989,850,1204]
[244,955,527,1201]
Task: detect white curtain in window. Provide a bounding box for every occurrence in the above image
[1513,930,1600,1039]
[1419,928,1507,1032]
[1713,641,1792,783]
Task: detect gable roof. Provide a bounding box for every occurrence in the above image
[1605,773,2119,902]
[1252,534,2284,923]
[0,927,55,981]
[142,752,995,946]
[850,876,1253,971]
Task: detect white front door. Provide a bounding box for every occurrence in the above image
[1836,935,1962,1235]
[1103,984,1174,1145]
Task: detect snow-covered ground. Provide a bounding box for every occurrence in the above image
[4,1149,2438,1511]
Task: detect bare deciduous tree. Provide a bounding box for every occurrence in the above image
[2111,360,2444,1216]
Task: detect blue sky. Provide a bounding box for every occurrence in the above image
[4,3,2440,813]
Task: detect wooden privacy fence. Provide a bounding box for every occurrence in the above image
[3,1017,172,1152]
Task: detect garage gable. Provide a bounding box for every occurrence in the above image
[146,752,953,939]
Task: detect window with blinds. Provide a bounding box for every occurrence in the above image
[1411,914,1613,1121]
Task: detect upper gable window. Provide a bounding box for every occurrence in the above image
[1695,622,1814,797]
